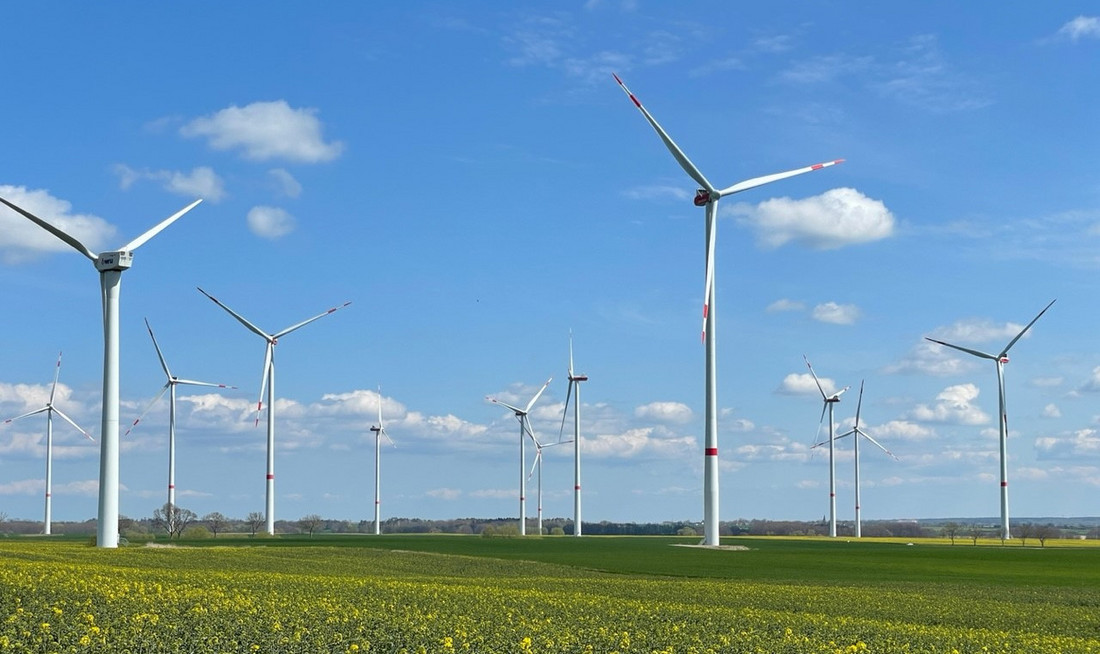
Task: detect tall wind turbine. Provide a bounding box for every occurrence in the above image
[125,318,235,509]
[804,355,849,538]
[370,388,395,535]
[527,429,571,535]
[924,299,1055,541]
[815,380,897,538]
[613,75,842,546]
[1,352,94,535]
[0,195,202,548]
[487,377,552,536]
[197,287,351,536]
[558,333,587,536]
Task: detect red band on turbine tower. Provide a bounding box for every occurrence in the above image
[574,485,581,490]
[267,474,274,480]
[1001,481,1008,487]
[705,448,718,456]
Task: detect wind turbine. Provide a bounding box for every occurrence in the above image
[1,352,94,535]
[527,427,571,535]
[125,318,236,510]
[613,74,842,546]
[197,287,351,536]
[814,380,896,538]
[924,299,1055,541]
[487,377,552,536]
[804,355,849,538]
[559,333,588,537]
[370,388,395,535]
[0,195,201,548]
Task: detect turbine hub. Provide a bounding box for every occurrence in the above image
[1000,356,1010,363]
[693,189,712,206]
[94,251,133,272]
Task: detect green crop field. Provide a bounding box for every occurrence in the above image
[1,535,1098,652]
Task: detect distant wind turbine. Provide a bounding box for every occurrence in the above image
[558,333,587,536]
[487,377,552,536]
[527,427,571,535]
[814,380,896,538]
[613,74,842,546]
[370,388,395,535]
[804,355,849,538]
[197,287,351,536]
[126,318,236,510]
[0,195,201,548]
[924,299,1055,541]
[1,352,94,535]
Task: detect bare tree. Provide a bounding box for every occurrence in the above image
[246,512,265,537]
[204,512,228,538]
[942,522,960,545]
[1037,524,1059,547]
[152,503,197,539]
[299,514,323,537]
[1016,522,1034,546]
[968,526,983,545]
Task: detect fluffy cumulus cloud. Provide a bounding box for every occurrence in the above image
[634,401,693,424]
[1035,429,1100,460]
[1042,403,1062,419]
[247,206,296,239]
[729,187,895,250]
[812,302,860,325]
[1057,15,1100,41]
[906,383,990,425]
[777,372,838,396]
[884,340,979,376]
[0,185,116,262]
[582,426,694,459]
[181,100,344,163]
[113,165,226,202]
[928,318,1033,345]
[1077,366,1100,394]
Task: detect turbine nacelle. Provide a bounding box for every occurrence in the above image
[999,356,1010,363]
[693,189,713,206]
[95,251,134,272]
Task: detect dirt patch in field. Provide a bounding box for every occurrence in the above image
[672,544,751,551]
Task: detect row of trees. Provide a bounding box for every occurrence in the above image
[940,521,1065,546]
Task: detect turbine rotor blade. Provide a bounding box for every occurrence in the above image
[486,397,524,414]
[524,377,553,413]
[924,337,996,361]
[174,379,235,389]
[718,159,844,197]
[0,196,97,261]
[197,287,273,340]
[1000,299,1056,357]
[49,351,63,404]
[558,380,574,442]
[804,355,829,400]
[612,74,716,194]
[144,318,172,379]
[255,343,274,427]
[124,383,170,436]
[860,430,898,460]
[853,380,865,429]
[831,385,851,401]
[701,202,717,341]
[273,302,352,340]
[3,406,50,424]
[121,199,203,251]
[51,406,94,442]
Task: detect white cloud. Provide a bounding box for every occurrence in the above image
[1031,376,1064,388]
[730,187,895,250]
[0,185,116,262]
[622,184,691,202]
[1042,403,1062,419]
[906,383,990,425]
[247,206,296,239]
[114,165,226,202]
[181,100,344,163]
[766,298,805,313]
[884,340,979,376]
[269,169,303,198]
[874,420,935,441]
[778,372,836,396]
[469,488,513,500]
[811,302,860,325]
[583,426,694,459]
[1077,366,1100,393]
[928,318,1031,345]
[426,488,463,500]
[1035,429,1100,460]
[1056,16,1100,42]
[634,401,693,424]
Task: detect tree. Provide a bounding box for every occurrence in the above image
[299,514,323,537]
[246,512,265,537]
[1016,522,1034,546]
[204,512,228,538]
[967,526,983,545]
[152,503,197,539]
[1036,524,1059,547]
[942,522,960,545]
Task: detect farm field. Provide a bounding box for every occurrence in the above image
[1,535,1099,653]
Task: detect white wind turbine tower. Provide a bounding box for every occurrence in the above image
[197,287,351,536]
[487,377,552,536]
[125,318,236,510]
[814,380,897,538]
[370,388,395,535]
[924,299,1055,541]
[1,352,94,535]
[0,195,201,548]
[558,333,587,537]
[804,355,849,538]
[613,75,842,546]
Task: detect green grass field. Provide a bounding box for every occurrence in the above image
[1,535,1098,652]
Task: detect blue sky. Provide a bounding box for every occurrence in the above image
[1,3,1099,526]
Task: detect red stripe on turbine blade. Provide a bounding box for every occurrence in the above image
[811,164,823,170]
[267,474,275,480]
[705,448,718,456]
[703,303,709,319]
